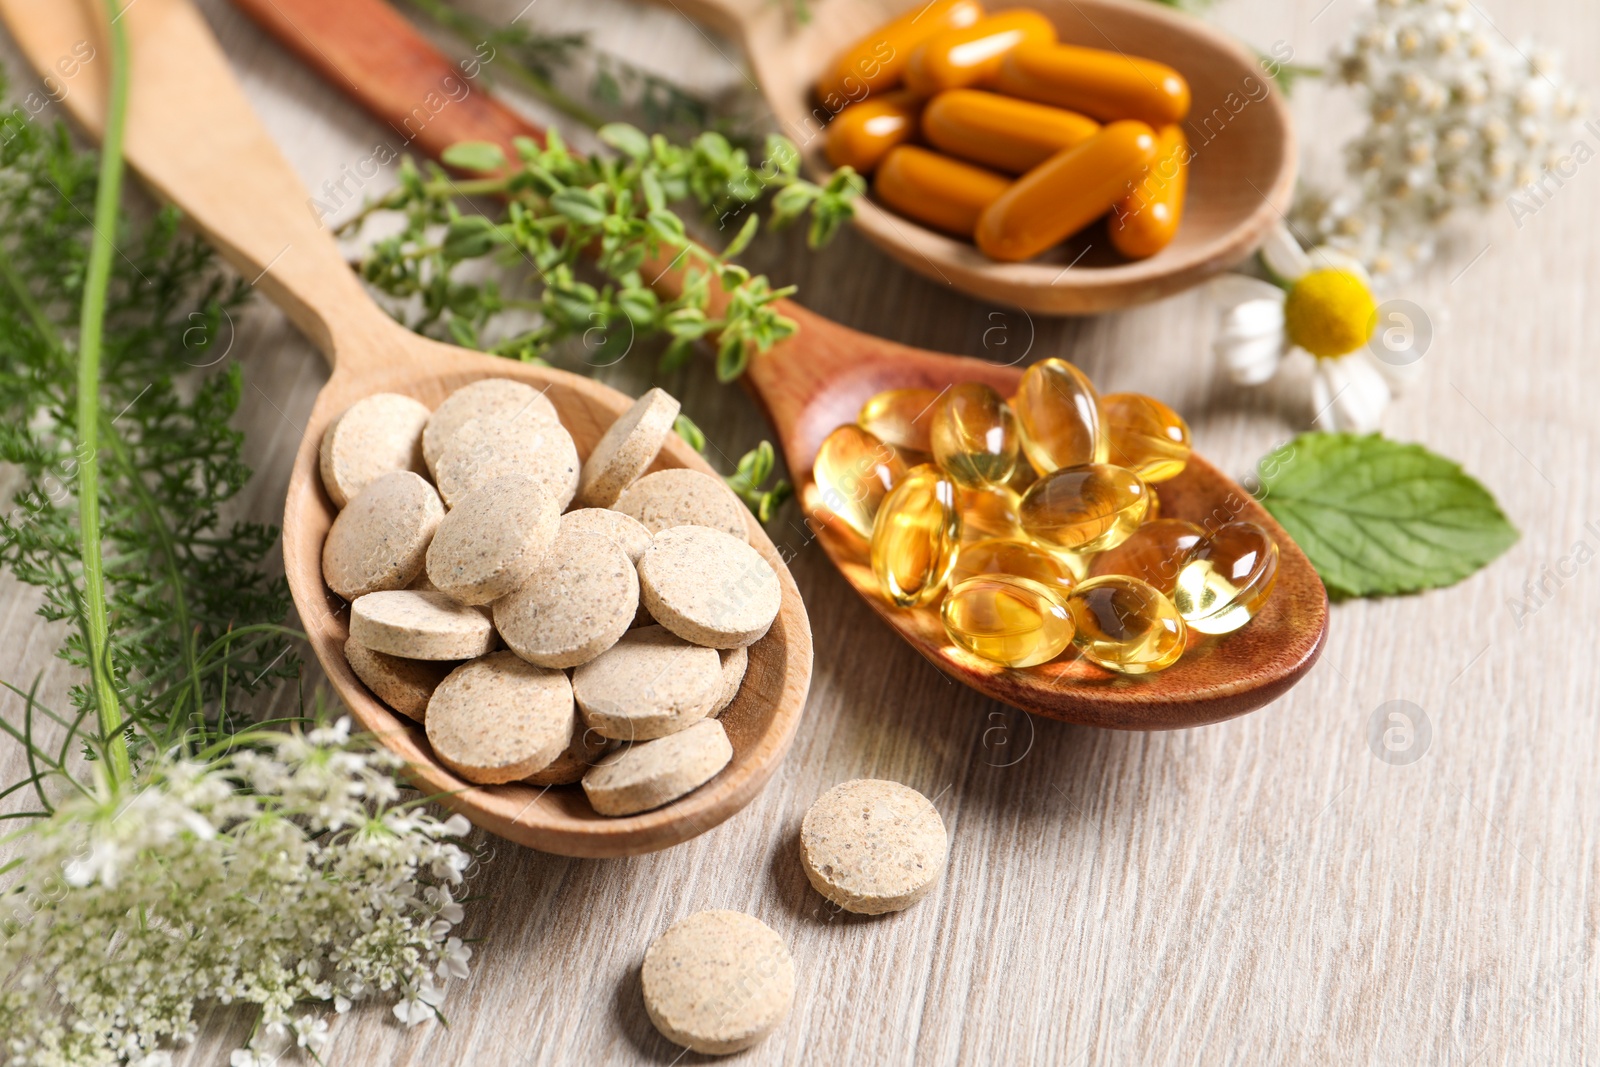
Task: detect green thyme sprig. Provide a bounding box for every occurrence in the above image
[343,124,862,382]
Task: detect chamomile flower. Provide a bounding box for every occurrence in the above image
[1213,225,1420,432]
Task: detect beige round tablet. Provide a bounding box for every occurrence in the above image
[434,416,579,510]
[493,518,638,668]
[581,718,732,816]
[344,636,454,722]
[319,392,431,508]
[613,468,748,541]
[349,590,497,661]
[425,652,575,784]
[641,910,794,1055]
[799,779,949,915]
[321,471,444,600]
[422,378,560,476]
[573,626,721,741]
[524,719,614,786]
[577,388,681,508]
[425,474,559,605]
[711,645,748,717]
[639,526,782,649]
[560,508,652,564]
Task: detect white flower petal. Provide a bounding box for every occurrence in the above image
[1216,332,1288,385]
[1208,274,1285,309]
[1310,355,1391,432]
[1261,224,1312,283]
[1219,298,1286,342]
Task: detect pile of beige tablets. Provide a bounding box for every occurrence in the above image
[318,378,784,816]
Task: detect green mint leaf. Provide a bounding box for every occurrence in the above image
[1254,432,1519,598]
[550,187,608,227]
[441,140,507,172]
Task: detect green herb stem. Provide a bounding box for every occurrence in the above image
[74,0,133,786]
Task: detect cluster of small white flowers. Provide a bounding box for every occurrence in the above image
[1294,0,1587,278]
[0,720,476,1066]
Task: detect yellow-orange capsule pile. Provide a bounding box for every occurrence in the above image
[815,1,1193,262]
[812,359,1280,675]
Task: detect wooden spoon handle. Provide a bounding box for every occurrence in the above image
[0,0,396,365]
[229,0,889,468]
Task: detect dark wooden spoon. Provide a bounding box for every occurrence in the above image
[246,0,1327,729]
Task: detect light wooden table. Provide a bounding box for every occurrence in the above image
[3,0,1598,1063]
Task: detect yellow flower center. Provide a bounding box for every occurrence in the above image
[1283,268,1377,358]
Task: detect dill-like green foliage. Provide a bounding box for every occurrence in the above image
[0,82,295,807]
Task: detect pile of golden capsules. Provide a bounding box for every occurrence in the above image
[812,359,1280,675]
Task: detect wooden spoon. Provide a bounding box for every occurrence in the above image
[0,0,813,858]
[645,0,1296,314]
[230,0,1328,730]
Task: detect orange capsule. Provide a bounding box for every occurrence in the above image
[975,120,1156,262]
[994,41,1191,126]
[816,0,985,107]
[1110,125,1189,259]
[921,89,1099,174]
[826,91,923,173]
[904,10,1057,96]
[875,145,1011,238]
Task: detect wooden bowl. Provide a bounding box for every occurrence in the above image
[663,0,1298,314]
[284,357,815,857]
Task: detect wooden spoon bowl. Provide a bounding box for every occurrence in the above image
[655,0,1298,314]
[228,0,1329,729]
[0,0,813,857]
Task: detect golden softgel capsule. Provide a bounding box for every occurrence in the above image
[1172,521,1280,634]
[870,464,962,607]
[859,387,939,455]
[1019,463,1150,553]
[950,537,1077,599]
[958,485,1023,543]
[812,424,910,540]
[1101,392,1191,482]
[1088,518,1204,595]
[942,574,1075,668]
[1014,358,1106,473]
[931,382,1020,488]
[1066,575,1187,674]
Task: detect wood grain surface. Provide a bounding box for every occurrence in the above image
[2,0,1597,1063]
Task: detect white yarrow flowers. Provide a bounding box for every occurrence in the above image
[0,720,476,1066]
[1212,224,1421,433]
[1295,0,1587,278]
